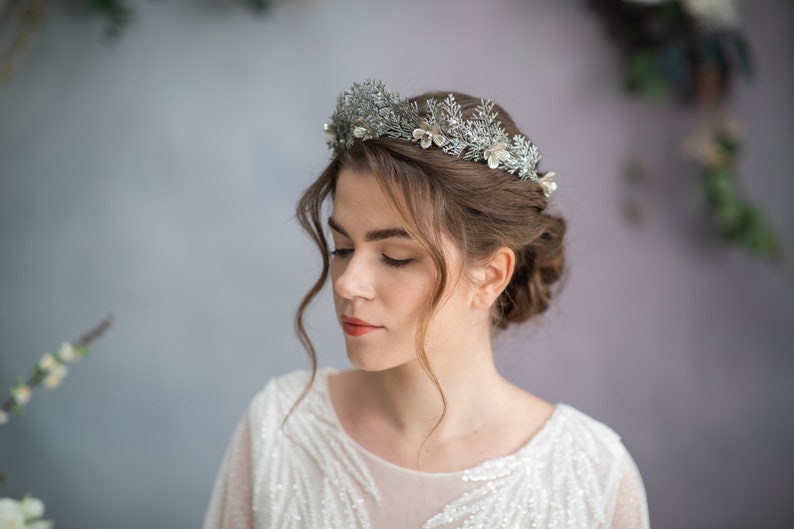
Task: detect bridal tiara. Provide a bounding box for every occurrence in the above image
[322,79,557,197]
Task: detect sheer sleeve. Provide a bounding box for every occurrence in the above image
[609,450,650,529]
[202,414,255,529]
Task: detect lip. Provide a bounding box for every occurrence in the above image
[340,316,383,337]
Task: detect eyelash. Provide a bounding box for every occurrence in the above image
[382,254,413,269]
[330,249,413,269]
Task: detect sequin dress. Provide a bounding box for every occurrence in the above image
[203,369,649,529]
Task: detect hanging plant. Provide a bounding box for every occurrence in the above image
[586,0,779,257]
[683,117,778,255]
[0,0,270,85]
[588,0,752,100]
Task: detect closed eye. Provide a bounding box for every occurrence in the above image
[382,254,413,268]
[330,248,353,258]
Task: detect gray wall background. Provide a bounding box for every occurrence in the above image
[1,0,792,527]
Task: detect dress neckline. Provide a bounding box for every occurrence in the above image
[315,367,565,478]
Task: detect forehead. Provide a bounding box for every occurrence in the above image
[332,168,405,231]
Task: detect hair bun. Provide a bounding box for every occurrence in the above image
[497,211,566,328]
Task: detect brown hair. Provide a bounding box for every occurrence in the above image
[292,91,566,428]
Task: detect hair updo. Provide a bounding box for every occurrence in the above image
[293,91,566,403]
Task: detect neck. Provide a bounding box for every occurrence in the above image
[328,325,553,473]
[362,342,510,446]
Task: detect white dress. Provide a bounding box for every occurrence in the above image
[203,369,649,529]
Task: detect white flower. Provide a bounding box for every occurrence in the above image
[17,496,44,520]
[682,0,740,28]
[484,142,511,169]
[323,123,336,145]
[42,364,68,390]
[0,498,25,528]
[38,354,58,372]
[0,496,52,529]
[412,121,446,149]
[0,498,18,513]
[352,119,378,140]
[720,115,743,142]
[0,410,7,425]
[12,385,31,405]
[57,342,78,363]
[28,522,54,529]
[682,129,728,167]
[537,171,558,198]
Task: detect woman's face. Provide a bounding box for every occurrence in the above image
[329,168,478,372]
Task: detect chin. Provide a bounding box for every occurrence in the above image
[345,351,396,373]
[344,341,415,373]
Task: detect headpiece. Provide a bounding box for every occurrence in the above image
[323,79,557,197]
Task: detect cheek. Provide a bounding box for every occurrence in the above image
[425,279,476,336]
[385,274,434,322]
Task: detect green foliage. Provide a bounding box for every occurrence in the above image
[87,0,133,38]
[1,317,112,425]
[81,0,270,37]
[625,51,668,99]
[700,135,779,257]
[702,168,778,256]
[246,0,270,13]
[1,318,111,488]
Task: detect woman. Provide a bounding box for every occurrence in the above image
[203,79,649,529]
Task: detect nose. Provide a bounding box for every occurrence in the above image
[333,253,375,301]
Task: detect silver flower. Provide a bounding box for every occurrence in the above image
[538,171,557,197]
[412,121,446,149]
[484,142,511,169]
[323,123,336,145]
[352,119,378,140]
[326,80,547,181]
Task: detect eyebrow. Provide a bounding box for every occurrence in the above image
[328,217,411,242]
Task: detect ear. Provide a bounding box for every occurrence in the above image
[471,247,515,310]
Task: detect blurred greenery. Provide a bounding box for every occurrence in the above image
[626,51,669,99]
[701,136,779,257]
[0,0,271,83]
[87,0,133,37]
[589,0,777,258]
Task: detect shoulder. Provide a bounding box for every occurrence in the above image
[550,406,649,527]
[450,404,644,528]
[244,369,335,461]
[542,404,629,471]
[552,404,624,451]
[533,404,632,519]
[248,368,325,420]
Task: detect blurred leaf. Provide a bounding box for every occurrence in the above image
[731,34,754,78]
[738,208,779,256]
[716,135,738,156]
[703,169,732,202]
[658,42,689,88]
[247,0,270,13]
[86,0,133,38]
[658,3,685,24]
[701,167,779,256]
[626,51,669,98]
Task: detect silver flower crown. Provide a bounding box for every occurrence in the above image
[323,79,557,197]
